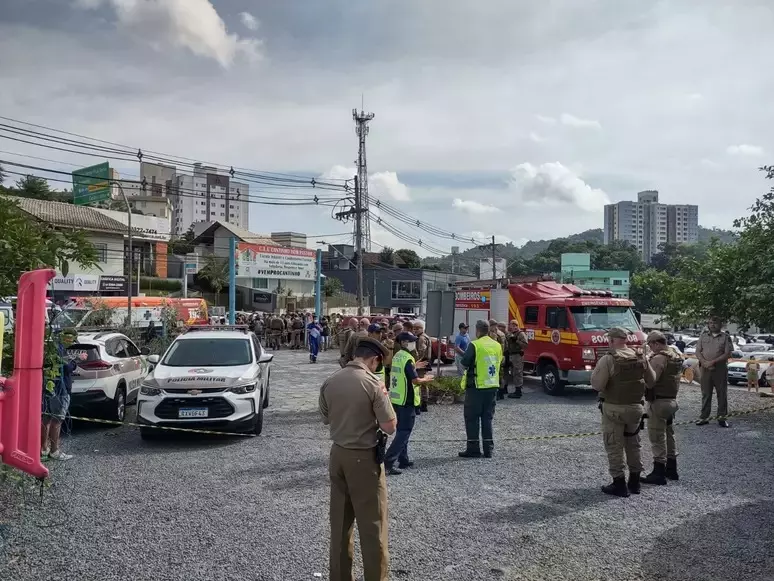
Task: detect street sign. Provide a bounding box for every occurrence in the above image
[185,263,197,274]
[426,290,456,338]
[73,162,111,206]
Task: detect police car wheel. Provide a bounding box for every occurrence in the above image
[262,376,270,409]
[541,363,565,396]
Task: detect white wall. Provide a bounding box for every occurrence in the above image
[79,233,125,277]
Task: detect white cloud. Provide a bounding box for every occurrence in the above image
[239,12,259,31]
[509,162,609,212]
[686,92,704,101]
[528,131,545,143]
[535,114,556,125]
[320,166,410,201]
[560,113,602,130]
[700,158,721,169]
[726,144,764,157]
[468,231,519,246]
[452,198,500,214]
[74,0,262,67]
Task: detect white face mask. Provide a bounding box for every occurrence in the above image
[406,341,417,352]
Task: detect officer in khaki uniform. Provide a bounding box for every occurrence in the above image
[591,327,655,497]
[489,320,507,400]
[642,331,682,485]
[319,338,397,581]
[341,318,369,367]
[337,318,358,365]
[412,320,432,412]
[695,316,733,427]
[505,320,529,399]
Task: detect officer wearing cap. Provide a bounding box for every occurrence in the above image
[319,337,396,581]
[343,317,371,365]
[458,320,503,458]
[591,327,655,497]
[366,323,387,385]
[642,330,682,484]
[384,332,435,475]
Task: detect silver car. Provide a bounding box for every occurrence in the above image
[137,326,273,439]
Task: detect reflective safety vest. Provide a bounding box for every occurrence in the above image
[390,350,419,407]
[374,363,386,384]
[461,335,503,389]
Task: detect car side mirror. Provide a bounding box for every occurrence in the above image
[259,353,274,364]
[140,347,150,356]
[147,354,160,364]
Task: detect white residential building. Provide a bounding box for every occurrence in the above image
[170,163,249,237]
[603,191,698,263]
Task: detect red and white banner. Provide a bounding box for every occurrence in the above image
[236,244,317,281]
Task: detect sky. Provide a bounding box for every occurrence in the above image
[1,0,772,256]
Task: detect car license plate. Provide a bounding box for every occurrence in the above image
[178,408,208,418]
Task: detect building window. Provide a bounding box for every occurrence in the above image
[252,278,269,289]
[612,279,623,286]
[94,243,108,263]
[391,280,421,300]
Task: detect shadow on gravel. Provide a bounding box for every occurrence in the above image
[86,431,246,457]
[236,456,328,476]
[641,500,774,581]
[265,409,325,426]
[269,471,327,491]
[515,387,599,406]
[480,487,615,525]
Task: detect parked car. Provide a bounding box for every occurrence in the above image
[727,352,774,386]
[137,326,273,439]
[430,335,456,364]
[68,331,151,421]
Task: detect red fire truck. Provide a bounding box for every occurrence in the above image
[454,281,645,395]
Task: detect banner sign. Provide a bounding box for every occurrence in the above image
[455,289,491,309]
[236,243,316,281]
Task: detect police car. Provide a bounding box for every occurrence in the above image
[68,331,150,422]
[137,326,273,439]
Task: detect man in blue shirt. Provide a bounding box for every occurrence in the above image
[454,322,470,377]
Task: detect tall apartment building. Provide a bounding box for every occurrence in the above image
[603,191,698,262]
[170,163,249,236]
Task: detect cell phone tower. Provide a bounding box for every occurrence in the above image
[353,107,374,251]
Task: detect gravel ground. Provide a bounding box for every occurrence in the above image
[2,349,773,581]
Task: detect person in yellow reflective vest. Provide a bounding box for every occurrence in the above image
[458,320,503,459]
[385,332,434,475]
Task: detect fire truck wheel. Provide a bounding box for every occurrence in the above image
[540,363,565,396]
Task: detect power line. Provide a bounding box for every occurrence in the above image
[0,116,351,187]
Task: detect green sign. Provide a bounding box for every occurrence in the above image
[73,162,111,206]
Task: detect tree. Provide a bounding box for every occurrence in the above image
[13,175,53,201]
[394,248,421,269]
[198,255,229,306]
[378,247,395,265]
[0,163,6,184]
[629,268,676,314]
[323,276,344,297]
[168,226,197,255]
[0,199,99,296]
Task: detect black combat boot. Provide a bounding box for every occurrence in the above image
[483,445,493,459]
[385,464,402,476]
[420,401,429,412]
[665,458,679,481]
[642,462,667,485]
[627,472,641,494]
[601,476,630,497]
[496,389,505,401]
[458,442,482,458]
[507,387,522,399]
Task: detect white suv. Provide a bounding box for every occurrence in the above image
[137,326,273,439]
[68,331,150,422]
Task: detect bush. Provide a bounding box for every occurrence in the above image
[427,375,465,402]
[140,277,182,292]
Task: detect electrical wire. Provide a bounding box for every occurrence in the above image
[0,117,350,189]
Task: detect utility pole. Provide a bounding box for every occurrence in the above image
[353,107,374,251]
[333,175,367,316]
[478,236,502,286]
[115,181,132,325]
[354,176,364,315]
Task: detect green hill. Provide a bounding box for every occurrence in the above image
[423,226,736,274]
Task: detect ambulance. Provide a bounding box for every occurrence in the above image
[454,281,646,395]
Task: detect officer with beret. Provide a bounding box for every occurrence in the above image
[384,332,435,475]
[320,337,396,581]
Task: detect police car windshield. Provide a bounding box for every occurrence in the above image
[162,338,252,367]
[570,306,638,332]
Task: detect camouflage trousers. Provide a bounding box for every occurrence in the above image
[601,402,644,479]
[646,399,678,464]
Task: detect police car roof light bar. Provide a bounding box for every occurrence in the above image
[184,325,249,333]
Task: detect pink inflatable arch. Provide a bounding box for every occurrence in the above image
[0,268,55,479]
